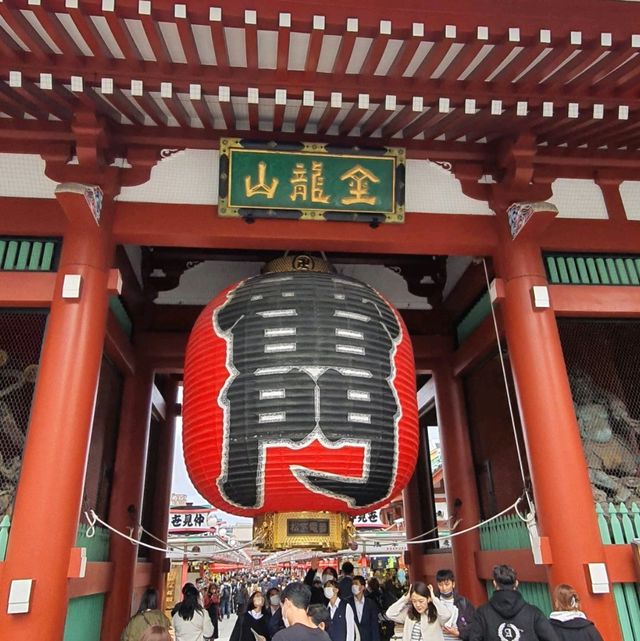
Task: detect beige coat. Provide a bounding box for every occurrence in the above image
[385,594,451,641]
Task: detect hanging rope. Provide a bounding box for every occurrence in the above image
[482,258,536,517]
[83,509,261,557]
[404,495,524,545]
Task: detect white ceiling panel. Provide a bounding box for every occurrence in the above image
[158,21,187,64]
[346,37,373,74]
[317,34,341,73]
[288,32,309,70]
[90,15,124,58]
[56,12,93,56]
[22,10,62,54]
[225,27,247,67]
[403,41,433,77]
[457,44,493,80]
[258,29,277,69]
[124,18,155,61]
[431,43,465,79]
[374,39,404,75]
[192,24,216,65]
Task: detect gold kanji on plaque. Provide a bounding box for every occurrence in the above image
[245,161,279,199]
[340,164,380,206]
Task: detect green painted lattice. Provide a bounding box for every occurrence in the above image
[597,503,640,641]
[63,524,110,641]
[545,253,640,286]
[0,238,58,271]
[479,514,552,615]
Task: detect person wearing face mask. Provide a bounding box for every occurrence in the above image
[324,579,356,641]
[305,557,339,605]
[349,576,380,641]
[385,582,451,641]
[273,582,332,641]
[435,569,475,640]
[229,591,270,641]
[266,587,285,637]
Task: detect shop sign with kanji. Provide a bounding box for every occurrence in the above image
[169,508,217,533]
[218,139,405,224]
[354,509,383,529]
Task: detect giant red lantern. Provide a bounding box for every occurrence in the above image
[182,259,419,528]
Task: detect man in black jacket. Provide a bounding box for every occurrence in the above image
[467,565,559,641]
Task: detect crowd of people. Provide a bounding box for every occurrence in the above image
[120,562,604,641]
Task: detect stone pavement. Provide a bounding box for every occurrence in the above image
[217,612,238,641]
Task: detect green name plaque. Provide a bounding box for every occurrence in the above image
[218,139,405,224]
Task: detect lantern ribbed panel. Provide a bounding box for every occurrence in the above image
[183,272,418,517]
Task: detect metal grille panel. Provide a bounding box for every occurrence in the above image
[559,319,640,505]
[0,310,47,517]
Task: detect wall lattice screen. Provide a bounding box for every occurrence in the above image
[0,310,48,517]
[559,319,640,505]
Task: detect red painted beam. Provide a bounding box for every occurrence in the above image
[0,3,53,61]
[276,26,291,76]
[452,313,500,377]
[358,33,390,77]
[542,220,640,253]
[175,12,201,68]
[139,13,173,67]
[332,30,357,75]
[105,311,135,376]
[304,27,324,73]
[550,285,640,318]
[245,23,259,71]
[0,272,56,307]
[1,198,65,235]
[66,6,113,59]
[475,549,547,583]
[67,562,113,599]
[210,20,230,73]
[113,205,498,256]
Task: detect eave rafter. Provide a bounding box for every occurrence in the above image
[0,0,639,161]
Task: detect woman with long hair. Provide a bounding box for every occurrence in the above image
[229,590,271,641]
[172,583,215,641]
[385,582,451,641]
[120,588,171,641]
[549,584,604,641]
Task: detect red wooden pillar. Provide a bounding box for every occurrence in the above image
[150,379,179,601]
[495,210,621,639]
[432,360,486,605]
[100,356,155,641]
[402,472,425,581]
[0,186,114,641]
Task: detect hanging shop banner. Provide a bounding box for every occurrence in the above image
[218,138,405,224]
[353,509,384,529]
[169,507,218,534]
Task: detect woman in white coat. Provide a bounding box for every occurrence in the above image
[385,582,451,641]
[172,583,215,641]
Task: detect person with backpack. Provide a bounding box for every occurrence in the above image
[120,588,171,641]
[549,585,604,641]
[466,566,559,641]
[435,569,475,640]
[172,583,215,641]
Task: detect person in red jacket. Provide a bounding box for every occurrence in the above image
[548,585,604,641]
